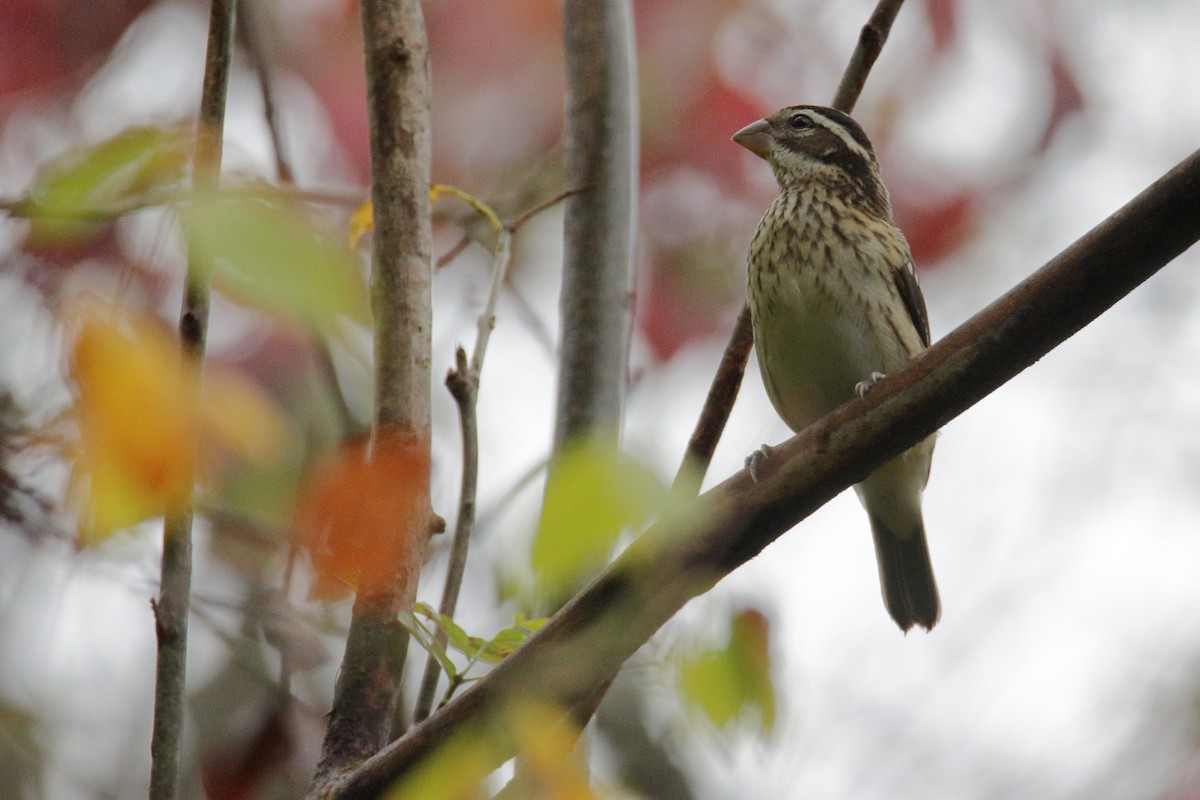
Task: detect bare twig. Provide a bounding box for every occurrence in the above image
[412,228,511,723]
[507,185,590,231]
[670,304,754,495]
[325,143,1200,800]
[307,0,433,793]
[239,0,295,184]
[672,0,910,495]
[831,0,908,114]
[0,183,365,222]
[435,234,472,268]
[149,0,235,798]
[413,187,578,722]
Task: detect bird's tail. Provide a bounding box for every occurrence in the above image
[868,511,940,632]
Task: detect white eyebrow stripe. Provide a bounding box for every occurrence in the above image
[804,110,874,164]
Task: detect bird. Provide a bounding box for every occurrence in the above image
[733,105,940,632]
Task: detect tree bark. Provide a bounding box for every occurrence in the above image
[307,0,432,794]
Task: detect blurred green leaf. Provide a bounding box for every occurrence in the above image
[533,440,669,597]
[470,617,547,665]
[22,126,189,245]
[187,193,370,333]
[415,603,547,668]
[398,610,458,680]
[679,608,776,735]
[416,602,475,658]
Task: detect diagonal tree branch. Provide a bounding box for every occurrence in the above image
[148,1,234,798]
[673,0,908,494]
[327,145,1200,800]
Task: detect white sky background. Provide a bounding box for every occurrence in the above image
[2,0,1200,798]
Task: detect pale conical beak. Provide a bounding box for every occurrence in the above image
[732,119,773,159]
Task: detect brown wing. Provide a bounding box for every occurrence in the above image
[893,260,931,348]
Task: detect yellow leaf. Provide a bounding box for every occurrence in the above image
[67,303,293,545]
[348,199,373,248]
[382,728,493,800]
[510,702,597,800]
[198,370,289,464]
[429,183,501,231]
[68,306,196,544]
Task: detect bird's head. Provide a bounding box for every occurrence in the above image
[733,106,887,212]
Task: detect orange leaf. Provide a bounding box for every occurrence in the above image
[293,431,429,600]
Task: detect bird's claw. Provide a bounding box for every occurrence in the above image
[745,444,777,484]
[855,371,887,399]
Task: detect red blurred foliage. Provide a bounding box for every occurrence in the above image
[4,0,1071,368]
[893,190,975,268]
[923,0,959,54]
[642,77,763,193]
[0,0,153,105]
[292,430,430,600]
[1042,44,1085,150]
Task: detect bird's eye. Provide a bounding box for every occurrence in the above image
[787,113,812,130]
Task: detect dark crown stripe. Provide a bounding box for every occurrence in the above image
[789,105,876,157]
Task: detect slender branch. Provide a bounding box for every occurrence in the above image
[670,304,753,495]
[435,234,472,268]
[414,187,577,722]
[308,0,432,793]
[554,0,638,450]
[323,145,1200,800]
[672,0,909,495]
[243,6,362,438]
[239,0,295,184]
[830,0,908,114]
[413,229,512,723]
[411,349,479,723]
[149,1,235,798]
[507,185,590,231]
[0,183,365,221]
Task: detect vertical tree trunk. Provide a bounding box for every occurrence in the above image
[308,0,432,793]
[554,0,638,451]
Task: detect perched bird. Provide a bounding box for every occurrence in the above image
[734,105,940,632]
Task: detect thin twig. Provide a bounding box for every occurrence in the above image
[149,1,235,798]
[329,143,1200,800]
[413,183,575,721]
[0,183,366,222]
[412,231,512,723]
[831,0,908,115]
[506,185,590,231]
[670,304,754,496]
[239,0,295,184]
[671,0,909,495]
[435,234,472,268]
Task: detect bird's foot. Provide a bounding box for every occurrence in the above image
[855,371,887,399]
[745,443,777,484]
